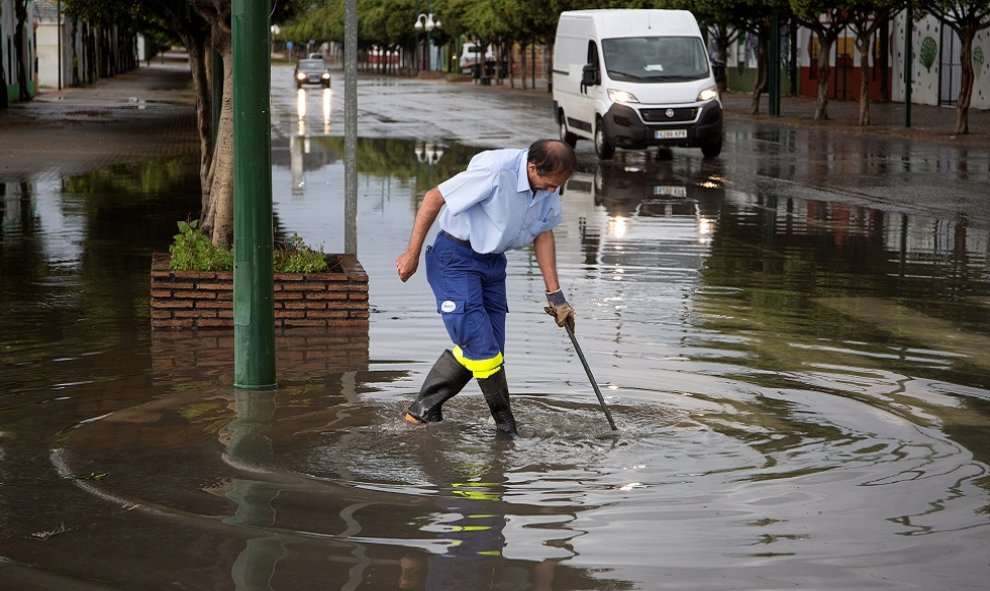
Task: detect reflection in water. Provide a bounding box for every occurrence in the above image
[393,442,560,591]
[564,159,725,276]
[296,88,306,121]
[2,124,990,589]
[223,390,283,591]
[290,87,334,195]
[322,88,333,135]
[414,142,445,166]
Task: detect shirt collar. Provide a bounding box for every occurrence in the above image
[515,153,531,194]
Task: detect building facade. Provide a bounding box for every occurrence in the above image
[890,11,990,108]
[723,10,990,110]
[2,0,138,105]
[1,0,38,103]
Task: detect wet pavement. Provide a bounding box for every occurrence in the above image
[2,60,989,590]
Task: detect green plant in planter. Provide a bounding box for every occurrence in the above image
[275,234,328,273]
[168,221,327,273]
[169,220,234,271]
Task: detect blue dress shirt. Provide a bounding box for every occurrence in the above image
[437,149,563,254]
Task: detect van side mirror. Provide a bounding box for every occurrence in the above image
[582,64,599,87]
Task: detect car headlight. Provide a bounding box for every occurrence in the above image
[607,89,640,104]
[296,72,306,80]
[697,86,718,102]
[321,73,330,79]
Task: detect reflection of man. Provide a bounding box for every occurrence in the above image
[395,441,558,591]
[395,140,577,435]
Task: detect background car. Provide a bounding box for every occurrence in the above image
[294,58,331,89]
[459,42,494,75]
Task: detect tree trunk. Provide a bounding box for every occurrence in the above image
[184,36,213,214]
[14,0,30,102]
[520,41,527,90]
[751,29,768,115]
[0,0,7,110]
[208,50,234,247]
[0,18,7,109]
[856,31,872,126]
[790,20,799,96]
[879,20,890,102]
[954,29,974,135]
[815,33,834,121]
[715,25,730,94]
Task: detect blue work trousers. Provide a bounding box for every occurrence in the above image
[425,232,507,377]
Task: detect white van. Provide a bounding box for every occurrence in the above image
[552,9,723,160]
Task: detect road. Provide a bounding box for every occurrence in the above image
[2,62,988,591]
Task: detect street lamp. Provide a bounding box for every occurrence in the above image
[270,24,282,58]
[414,13,441,71]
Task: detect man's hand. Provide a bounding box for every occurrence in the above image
[544,289,576,332]
[397,189,446,283]
[396,249,420,282]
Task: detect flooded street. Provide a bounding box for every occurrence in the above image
[2,66,989,590]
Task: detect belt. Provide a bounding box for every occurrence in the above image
[439,231,471,248]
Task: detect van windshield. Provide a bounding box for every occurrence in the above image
[601,36,710,82]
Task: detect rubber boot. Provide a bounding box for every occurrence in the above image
[404,350,473,424]
[477,368,517,435]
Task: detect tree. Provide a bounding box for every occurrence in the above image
[688,0,746,93]
[845,1,905,126]
[790,2,848,120]
[14,0,31,101]
[0,1,7,109]
[922,0,990,134]
[64,0,214,232]
[734,1,791,115]
[66,0,305,247]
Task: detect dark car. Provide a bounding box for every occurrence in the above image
[294,58,331,89]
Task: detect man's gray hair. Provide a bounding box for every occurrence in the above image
[528,139,577,177]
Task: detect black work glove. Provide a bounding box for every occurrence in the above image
[544,289,576,332]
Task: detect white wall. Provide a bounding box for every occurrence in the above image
[891,11,990,109]
[35,22,69,88]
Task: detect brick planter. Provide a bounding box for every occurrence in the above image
[150,252,368,330]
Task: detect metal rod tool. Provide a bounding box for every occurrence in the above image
[565,325,618,430]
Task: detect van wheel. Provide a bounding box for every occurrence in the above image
[559,115,578,148]
[594,118,615,160]
[701,138,723,159]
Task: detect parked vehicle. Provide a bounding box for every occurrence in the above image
[552,9,723,160]
[294,58,331,89]
[459,42,494,75]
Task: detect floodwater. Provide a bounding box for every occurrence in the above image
[2,81,990,590]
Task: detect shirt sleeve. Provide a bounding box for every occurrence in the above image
[542,196,564,231]
[437,167,497,216]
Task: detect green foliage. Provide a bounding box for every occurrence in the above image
[275,234,329,273]
[920,36,938,71]
[168,221,327,273]
[169,220,234,272]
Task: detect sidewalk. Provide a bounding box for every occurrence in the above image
[0,61,199,181]
[459,74,989,149]
[484,72,990,149]
[719,90,990,149]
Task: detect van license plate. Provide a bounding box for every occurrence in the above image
[655,129,687,139]
[654,185,687,197]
